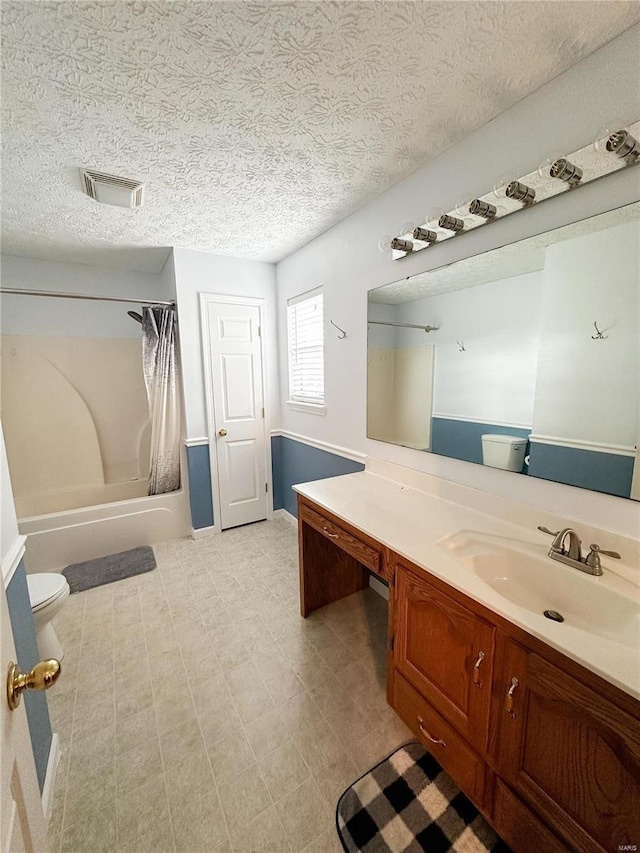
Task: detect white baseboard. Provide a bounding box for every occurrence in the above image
[369,575,389,601]
[273,508,298,528]
[42,733,60,821]
[190,525,218,539]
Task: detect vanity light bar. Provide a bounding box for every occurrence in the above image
[388,119,640,260]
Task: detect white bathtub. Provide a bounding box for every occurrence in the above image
[19,487,191,572]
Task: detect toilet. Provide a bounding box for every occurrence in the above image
[27,573,70,661]
[481,434,528,472]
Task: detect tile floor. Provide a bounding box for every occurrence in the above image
[46,517,412,853]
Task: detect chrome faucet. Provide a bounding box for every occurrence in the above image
[537,526,621,576]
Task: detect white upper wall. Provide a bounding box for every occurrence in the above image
[172,248,278,438]
[395,272,542,428]
[0,254,175,339]
[276,24,640,536]
[532,220,639,448]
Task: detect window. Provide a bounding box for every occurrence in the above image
[287,287,325,412]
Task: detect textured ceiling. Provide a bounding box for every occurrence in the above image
[368,202,640,304]
[2,2,640,272]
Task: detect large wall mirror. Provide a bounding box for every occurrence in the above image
[367,202,639,500]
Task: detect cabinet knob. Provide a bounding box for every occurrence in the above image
[505,676,519,719]
[417,716,446,747]
[472,650,485,688]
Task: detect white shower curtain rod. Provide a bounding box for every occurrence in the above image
[368,320,439,332]
[0,287,175,307]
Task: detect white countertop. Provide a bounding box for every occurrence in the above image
[293,469,640,701]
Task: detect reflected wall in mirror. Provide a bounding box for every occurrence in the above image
[367,203,640,500]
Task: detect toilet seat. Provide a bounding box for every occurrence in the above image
[27,573,69,612]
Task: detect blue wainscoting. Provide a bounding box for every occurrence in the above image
[271,435,364,518]
[431,418,531,469]
[528,442,634,499]
[6,560,53,791]
[185,443,214,529]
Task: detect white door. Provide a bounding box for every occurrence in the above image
[631,435,640,501]
[1,584,48,853]
[205,299,268,530]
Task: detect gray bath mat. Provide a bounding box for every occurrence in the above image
[63,546,156,593]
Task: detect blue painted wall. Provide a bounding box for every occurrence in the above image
[528,442,633,499]
[271,435,364,517]
[6,560,53,791]
[431,418,531,471]
[185,444,214,529]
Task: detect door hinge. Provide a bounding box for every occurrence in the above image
[389,634,395,652]
[262,407,265,418]
[258,326,262,337]
[265,482,268,493]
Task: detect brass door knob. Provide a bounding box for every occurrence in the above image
[7,659,61,710]
[218,428,227,437]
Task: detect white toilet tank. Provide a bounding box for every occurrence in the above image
[481,434,528,472]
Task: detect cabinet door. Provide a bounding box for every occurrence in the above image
[394,564,495,749]
[496,640,640,853]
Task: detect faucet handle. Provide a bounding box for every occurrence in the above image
[537,526,560,537]
[585,544,621,569]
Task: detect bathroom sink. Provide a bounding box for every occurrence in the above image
[440,532,640,649]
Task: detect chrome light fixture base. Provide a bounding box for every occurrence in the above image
[389,119,640,260]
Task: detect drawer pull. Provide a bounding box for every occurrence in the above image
[505,676,519,718]
[472,650,485,687]
[323,526,339,539]
[417,716,446,747]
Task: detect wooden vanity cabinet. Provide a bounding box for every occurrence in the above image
[297,496,640,852]
[494,639,640,853]
[390,557,640,853]
[394,562,495,750]
[297,497,386,617]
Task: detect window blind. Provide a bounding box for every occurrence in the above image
[287,288,324,404]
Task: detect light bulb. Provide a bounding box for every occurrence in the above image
[426,207,445,228]
[454,199,471,217]
[537,152,564,181]
[378,235,414,253]
[491,178,511,200]
[594,120,628,155]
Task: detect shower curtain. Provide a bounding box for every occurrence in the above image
[142,306,181,495]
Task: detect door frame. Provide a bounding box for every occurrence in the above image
[200,293,273,534]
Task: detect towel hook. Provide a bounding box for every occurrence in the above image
[591,321,608,340]
[457,340,466,352]
[330,319,347,339]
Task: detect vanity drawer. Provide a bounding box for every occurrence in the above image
[491,780,567,853]
[299,503,382,577]
[391,671,485,806]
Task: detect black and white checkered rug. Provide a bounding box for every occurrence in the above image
[336,742,511,852]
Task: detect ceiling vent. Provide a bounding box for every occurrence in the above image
[80,169,144,208]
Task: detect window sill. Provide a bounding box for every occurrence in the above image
[286,400,326,416]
